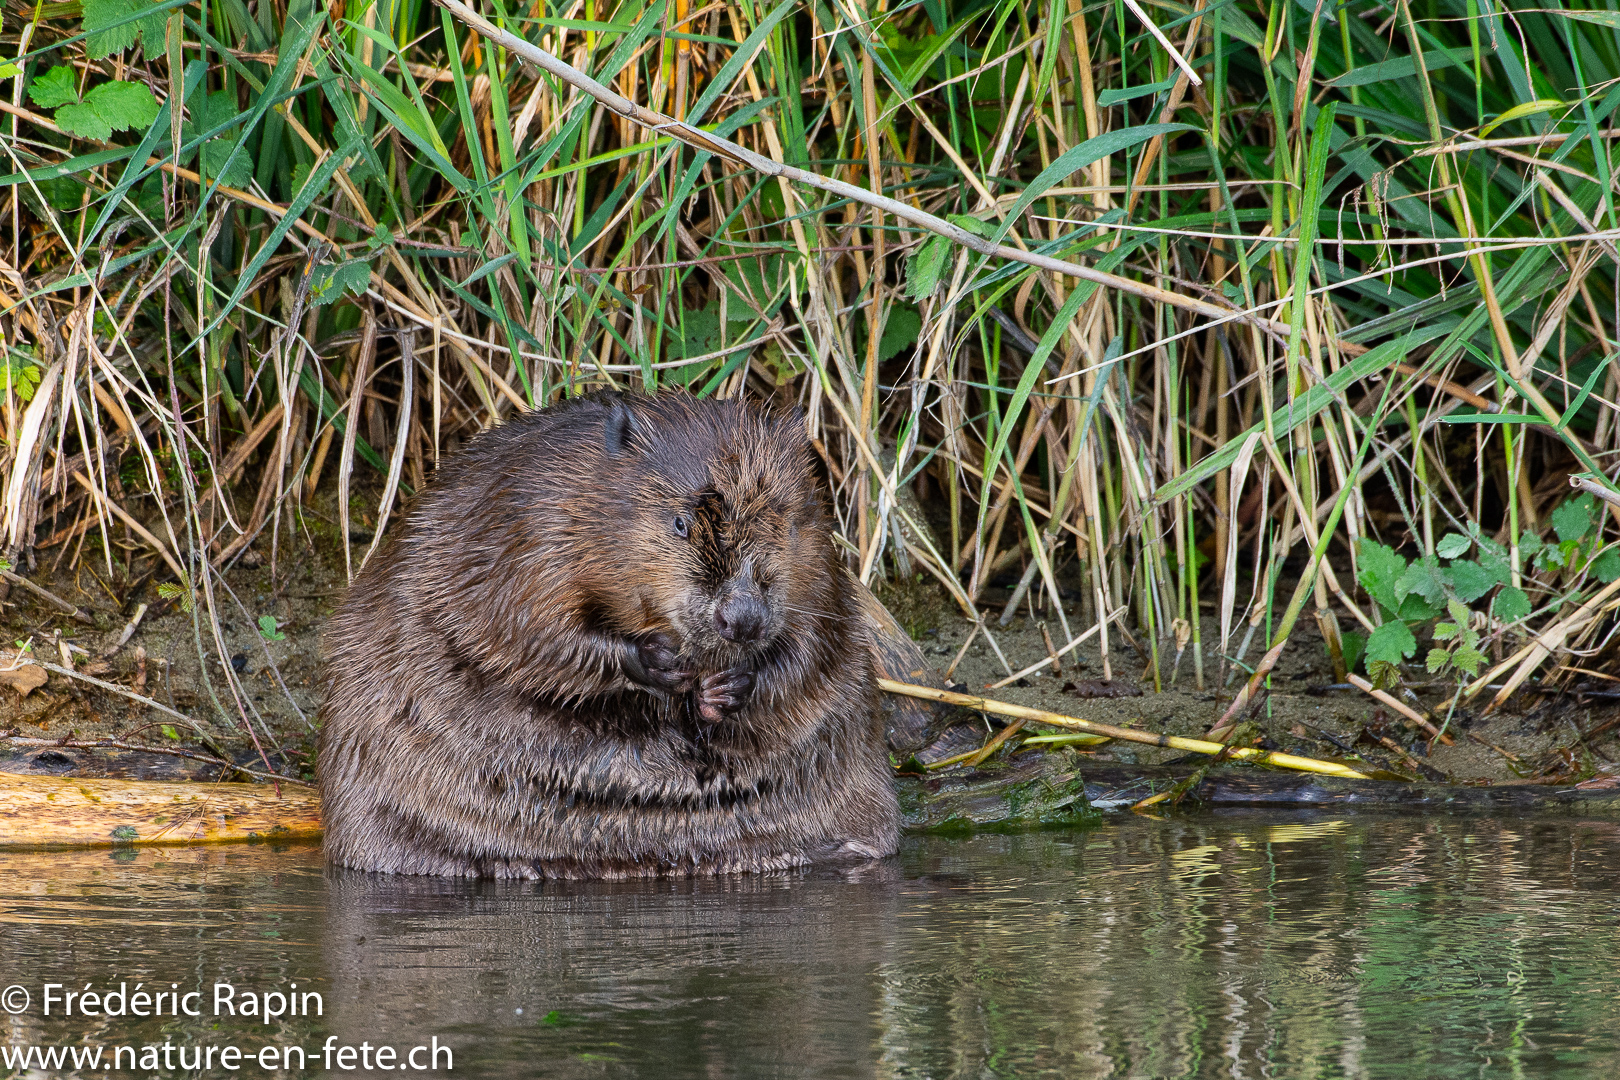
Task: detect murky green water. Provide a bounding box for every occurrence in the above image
[2,815,1617,1078]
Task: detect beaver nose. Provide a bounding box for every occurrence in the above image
[714,593,767,643]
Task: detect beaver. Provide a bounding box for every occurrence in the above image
[317,391,899,878]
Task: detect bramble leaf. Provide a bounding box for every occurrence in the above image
[83,80,158,132]
[1367,659,1401,690]
[1451,646,1486,677]
[1551,494,1594,544]
[1432,621,1461,641]
[876,304,922,364]
[1356,539,1406,616]
[906,234,951,300]
[155,581,194,613]
[1436,532,1471,558]
[83,0,166,58]
[1445,559,1495,603]
[1426,648,1451,673]
[1397,555,1447,607]
[28,66,80,109]
[182,91,251,187]
[1493,586,1532,623]
[54,100,113,141]
[1396,593,1443,621]
[1366,621,1417,665]
[308,260,371,306]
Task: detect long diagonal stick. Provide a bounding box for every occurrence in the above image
[432,0,1293,337]
[879,679,1369,779]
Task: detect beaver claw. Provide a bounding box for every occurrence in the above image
[697,665,754,723]
[624,633,695,694]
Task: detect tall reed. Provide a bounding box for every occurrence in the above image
[2,0,1617,726]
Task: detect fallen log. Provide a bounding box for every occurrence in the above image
[896,755,1620,830]
[0,774,321,849]
[1078,763,1620,815]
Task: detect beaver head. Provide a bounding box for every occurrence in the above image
[592,393,835,665]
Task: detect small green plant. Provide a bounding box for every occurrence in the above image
[1522,493,1620,583]
[2,351,41,403]
[156,581,195,613]
[28,65,157,142]
[257,615,286,642]
[1354,532,1529,689]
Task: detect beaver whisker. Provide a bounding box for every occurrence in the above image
[777,603,859,622]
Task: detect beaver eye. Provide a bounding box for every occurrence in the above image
[672,514,690,539]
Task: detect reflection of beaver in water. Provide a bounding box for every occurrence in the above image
[318,392,899,878]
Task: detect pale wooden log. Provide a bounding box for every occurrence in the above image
[0,774,321,849]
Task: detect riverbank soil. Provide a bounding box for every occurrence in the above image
[1,517,1617,791]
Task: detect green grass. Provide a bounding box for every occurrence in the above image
[3,0,1619,724]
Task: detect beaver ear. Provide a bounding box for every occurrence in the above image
[603,399,642,457]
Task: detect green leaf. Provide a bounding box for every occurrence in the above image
[83,0,166,58]
[1451,646,1486,677]
[83,80,158,132]
[1366,621,1417,665]
[1436,532,1471,559]
[29,66,80,109]
[1396,555,1446,607]
[257,614,286,642]
[1367,659,1401,690]
[160,724,179,740]
[946,213,991,238]
[1340,631,1366,675]
[1426,648,1451,674]
[906,234,951,300]
[291,160,316,197]
[3,353,41,402]
[155,581,194,613]
[1445,560,1495,603]
[1396,594,1444,621]
[54,101,113,141]
[1432,621,1460,642]
[1438,413,1542,424]
[875,304,921,364]
[1096,77,1177,106]
[1493,587,1532,623]
[0,63,21,79]
[1356,539,1407,616]
[1591,548,1620,583]
[1476,546,1512,587]
[308,260,371,306]
[1552,495,1594,544]
[182,91,251,187]
[1518,530,1544,557]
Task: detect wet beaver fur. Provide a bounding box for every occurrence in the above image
[318,391,899,878]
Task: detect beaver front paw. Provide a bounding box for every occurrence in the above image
[624,632,696,695]
[697,664,755,723]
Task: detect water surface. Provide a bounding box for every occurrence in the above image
[2,814,1617,1078]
